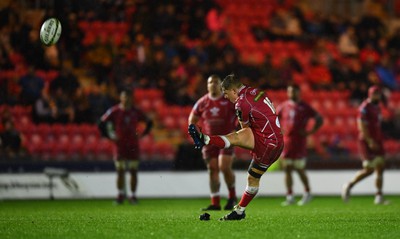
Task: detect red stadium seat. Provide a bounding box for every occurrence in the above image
[36,123,53,141]
[138,98,152,113]
[81,136,99,160]
[162,115,179,129]
[151,142,175,161]
[64,124,80,137]
[68,134,85,159]
[25,133,44,156]
[95,138,116,161]
[80,124,100,140]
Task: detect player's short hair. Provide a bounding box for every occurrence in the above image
[120,88,133,96]
[288,84,300,91]
[222,74,242,90]
[208,74,221,82]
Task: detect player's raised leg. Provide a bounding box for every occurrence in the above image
[189,125,254,150]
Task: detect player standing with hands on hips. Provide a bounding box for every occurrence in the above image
[188,75,238,211]
[342,86,388,205]
[99,90,153,205]
[189,74,284,220]
[276,84,323,206]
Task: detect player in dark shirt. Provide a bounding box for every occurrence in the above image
[99,90,152,205]
[277,85,323,206]
[342,86,388,205]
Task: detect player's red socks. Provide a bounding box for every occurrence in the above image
[211,195,220,206]
[208,136,230,149]
[238,186,259,208]
[238,191,255,208]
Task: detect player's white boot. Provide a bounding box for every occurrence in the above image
[341,183,351,203]
[281,194,295,206]
[374,194,390,205]
[297,193,312,206]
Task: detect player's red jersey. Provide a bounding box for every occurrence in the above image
[357,99,385,159]
[277,100,317,159]
[235,86,283,166]
[191,94,237,135]
[101,105,147,159]
[358,100,383,141]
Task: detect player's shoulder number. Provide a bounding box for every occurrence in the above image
[253,91,276,114]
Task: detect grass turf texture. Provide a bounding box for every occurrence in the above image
[1,196,399,239]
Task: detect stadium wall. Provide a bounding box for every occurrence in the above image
[0,170,399,200]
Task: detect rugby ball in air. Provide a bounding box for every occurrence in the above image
[40,18,62,46]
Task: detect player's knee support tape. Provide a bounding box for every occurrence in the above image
[245,185,259,195]
[247,161,268,178]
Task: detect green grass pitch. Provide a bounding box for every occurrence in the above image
[1,196,399,239]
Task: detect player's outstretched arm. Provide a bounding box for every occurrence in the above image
[141,119,153,137]
[308,114,323,135]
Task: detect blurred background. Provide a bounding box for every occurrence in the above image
[0,0,400,175]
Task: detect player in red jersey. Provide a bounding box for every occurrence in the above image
[188,75,238,211]
[342,86,388,205]
[189,74,284,220]
[99,90,153,205]
[276,85,323,206]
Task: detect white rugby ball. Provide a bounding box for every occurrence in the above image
[40,18,62,46]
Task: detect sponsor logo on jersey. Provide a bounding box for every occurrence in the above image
[250,89,257,95]
[254,91,265,102]
[210,107,220,116]
[220,101,229,105]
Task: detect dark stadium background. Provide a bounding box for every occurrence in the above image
[0,0,399,174]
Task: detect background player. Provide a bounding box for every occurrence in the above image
[277,84,323,206]
[188,75,237,211]
[99,90,153,205]
[342,86,388,205]
[189,74,284,220]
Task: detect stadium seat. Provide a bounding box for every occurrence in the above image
[138,98,152,113]
[50,134,70,161]
[25,133,44,156]
[51,124,67,138]
[37,123,53,141]
[151,142,176,161]
[80,124,100,140]
[80,135,99,160]
[95,138,116,161]
[68,134,85,160]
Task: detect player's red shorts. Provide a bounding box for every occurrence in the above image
[202,145,234,159]
[116,142,139,160]
[250,129,284,166]
[281,137,307,159]
[359,139,384,160]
